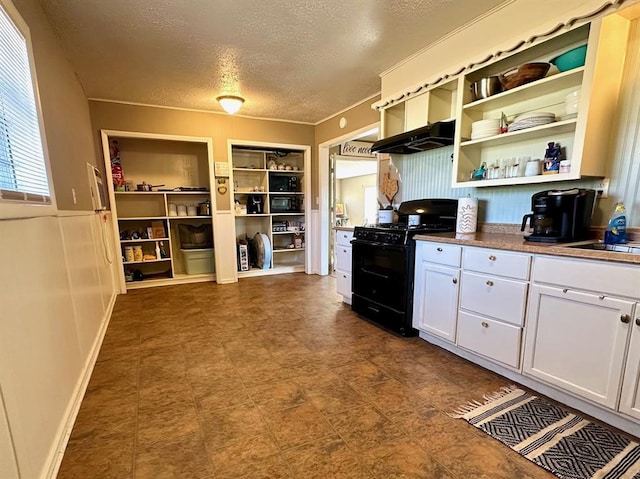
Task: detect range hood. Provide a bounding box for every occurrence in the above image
[371,120,456,155]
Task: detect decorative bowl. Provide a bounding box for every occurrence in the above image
[550,45,587,72]
[498,62,550,90]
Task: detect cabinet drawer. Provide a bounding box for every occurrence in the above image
[533,255,640,299]
[335,245,352,272]
[460,272,528,326]
[457,311,522,368]
[463,247,531,280]
[335,230,354,247]
[420,242,461,267]
[336,271,351,299]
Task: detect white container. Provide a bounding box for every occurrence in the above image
[177,204,187,216]
[378,209,393,224]
[456,196,478,234]
[168,203,178,216]
[525,159,541,177]
[181,248,215,275]
[187,205,198,216]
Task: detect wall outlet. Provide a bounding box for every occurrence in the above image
[596,178,610,199]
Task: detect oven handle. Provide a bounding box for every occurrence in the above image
[361,268,390,280]
[351,240,406,251]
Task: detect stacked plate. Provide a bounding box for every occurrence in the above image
[508,111,556,132]
[471,118,500,140]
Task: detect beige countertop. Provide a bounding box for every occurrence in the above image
[414,231,640,265]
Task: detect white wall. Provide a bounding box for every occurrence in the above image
[337,174,377,226]
[0,213,117,478]
[0,0,120,476]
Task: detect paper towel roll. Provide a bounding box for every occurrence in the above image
[456,197,478,233]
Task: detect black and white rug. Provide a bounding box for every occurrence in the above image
[450,386,640,479]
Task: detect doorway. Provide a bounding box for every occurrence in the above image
[318,124,379,276]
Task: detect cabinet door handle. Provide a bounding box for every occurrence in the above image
[621,314,631,324]
[636,317,640,326]
[452,278,457,284]
[437,247,443,252]
[343,249,347,253]
[599,295,605,300]
[488,255,496,261]
[562,288,568,293]
[481,321,489,328]
[486,280,494,286]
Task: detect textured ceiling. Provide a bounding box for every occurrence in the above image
[40,0,507,124]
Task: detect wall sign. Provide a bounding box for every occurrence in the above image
[341,141,374,158]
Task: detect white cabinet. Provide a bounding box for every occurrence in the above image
[524,284,634,408]
[457,248,531,368]
[334,229,353,304]
[230,144,310,276]
[457,312,522,368]
[620,311,640,420]
[525,255,640,410]
[101,131,217,290]
[382,80,458,137]
[412,242,461,342]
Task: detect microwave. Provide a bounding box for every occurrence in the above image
[270,175,298,192]
[270,195,301,213]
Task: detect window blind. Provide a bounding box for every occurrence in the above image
[0,2,50,204]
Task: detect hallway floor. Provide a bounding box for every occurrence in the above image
[58,274,555,478]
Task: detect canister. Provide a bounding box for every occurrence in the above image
[177,204,187,216]
[167,203,177,216]
[133,245,143,262]
[187,205,198,216]
[378,209,393,224]
[525,159,541,177]
[124,246,134,263]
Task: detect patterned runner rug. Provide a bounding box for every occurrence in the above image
[450,386,640,479]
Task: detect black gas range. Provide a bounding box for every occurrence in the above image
[351,199,458,337]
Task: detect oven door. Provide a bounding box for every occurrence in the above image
[351,239,409,313]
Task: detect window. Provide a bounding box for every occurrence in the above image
[0,0,52,210]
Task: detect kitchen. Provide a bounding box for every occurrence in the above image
[2,0,640,478]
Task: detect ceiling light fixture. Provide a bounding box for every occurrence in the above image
[217,95,244,115]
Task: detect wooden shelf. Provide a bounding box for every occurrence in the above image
[123,258,171,265]
[120,238,169,243]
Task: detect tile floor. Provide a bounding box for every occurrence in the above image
[58,273,557,478]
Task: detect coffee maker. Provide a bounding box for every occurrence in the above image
[521,188,596,242]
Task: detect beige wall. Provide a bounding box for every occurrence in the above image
[313,95,380,206]
[13,0,97,211]
[89,101,315,211]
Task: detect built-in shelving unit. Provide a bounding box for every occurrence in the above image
[101,131,217,290]
[376,15,628,190]
[230,142,311,277]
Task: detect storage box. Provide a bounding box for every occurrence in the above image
[181,248,214,275]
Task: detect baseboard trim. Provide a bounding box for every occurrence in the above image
[45,290,118,479]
